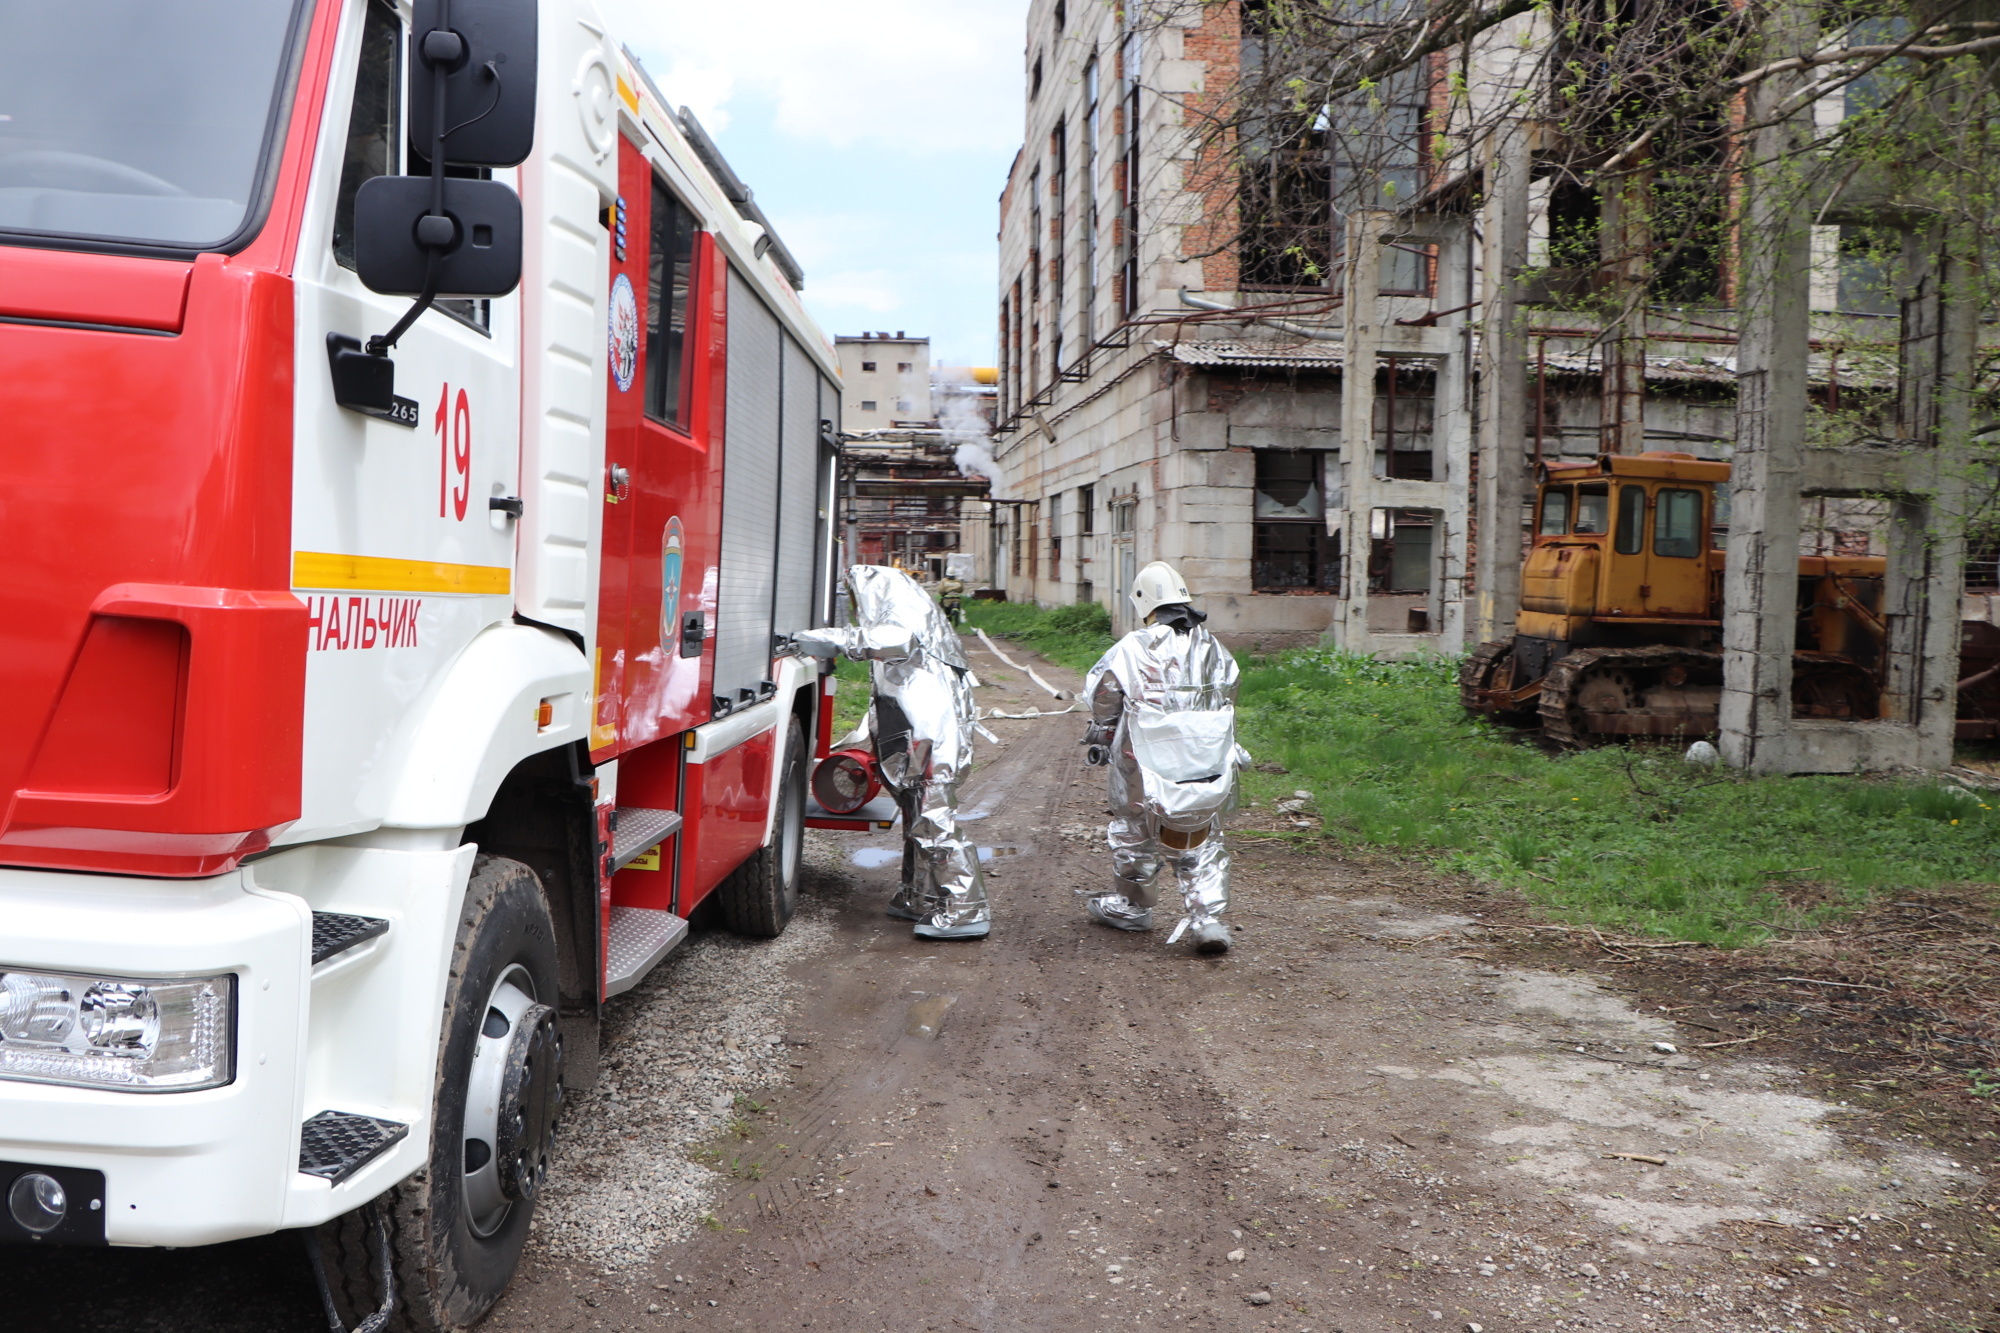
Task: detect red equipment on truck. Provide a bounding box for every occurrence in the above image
[0,1,844,1326]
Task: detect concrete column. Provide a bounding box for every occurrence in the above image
[1880,231,1972,767]
[1430,218,1476,651]
[1718,1,1815,772]
[1333,211,1385,651]
[1473,120,1531,644]
[1329,210,1472,657]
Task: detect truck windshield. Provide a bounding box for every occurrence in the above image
[0,1,303,251]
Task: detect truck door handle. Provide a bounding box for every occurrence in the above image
[489,495,524,518]
[680,611,705,658]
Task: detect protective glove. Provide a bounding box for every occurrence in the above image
[786,629,841,660]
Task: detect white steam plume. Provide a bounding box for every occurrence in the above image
[934,369,1009,500]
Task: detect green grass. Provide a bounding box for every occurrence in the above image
[961,598,1117,674]
[831,656,871,739]
[1234,649,2000,945]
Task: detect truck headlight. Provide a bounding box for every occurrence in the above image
[0,970,233,1092]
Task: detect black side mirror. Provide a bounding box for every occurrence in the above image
[355,175,522,297]
[409,0,538,168]
[333,0,539,420]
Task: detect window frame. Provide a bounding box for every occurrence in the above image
[1653,487,1705,559]
[1573,484,1611,536]
[1614,484,1647,556]
[1537,486,1573,537]
[643,174,699,429]
[1252,449,1338,592]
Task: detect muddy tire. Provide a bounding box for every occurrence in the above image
[319,855,562,1331]
[716,722,806,938]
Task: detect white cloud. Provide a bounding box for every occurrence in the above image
[602,0,1028,154]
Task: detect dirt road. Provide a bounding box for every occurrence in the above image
[491,642,1987,1333]
[7,639,1988,1332]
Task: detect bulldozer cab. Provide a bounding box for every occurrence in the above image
[1529,453,1728,624]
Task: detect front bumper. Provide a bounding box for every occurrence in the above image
[0,866,310,1246]
[0,843,469,1246]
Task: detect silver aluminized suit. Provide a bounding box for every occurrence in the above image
[1084,619,1243,939]
[793,566,990,937]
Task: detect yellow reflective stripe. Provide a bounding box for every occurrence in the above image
[292,552,511,595]
[616,75,640,114]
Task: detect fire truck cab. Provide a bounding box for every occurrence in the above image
[0,0,837,1324]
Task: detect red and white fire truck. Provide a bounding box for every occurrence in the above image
[0,0,863,1325]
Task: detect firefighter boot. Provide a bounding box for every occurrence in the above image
[886,888,929,922]
[1187,919,1232,955]
[1086,894,1154,932]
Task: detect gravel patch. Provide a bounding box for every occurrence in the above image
[531,837,843,1266]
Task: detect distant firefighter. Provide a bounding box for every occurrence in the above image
[792,566,991,940]
[936,572,966,625]
[1081,562,1245,955]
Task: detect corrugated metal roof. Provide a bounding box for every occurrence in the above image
[1159,339,1345,370]
[1161,339,1885,388]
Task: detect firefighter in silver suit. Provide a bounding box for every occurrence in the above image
[1081,562,1243,955]
[791,566,991,940]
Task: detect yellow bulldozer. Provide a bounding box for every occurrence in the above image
[1460,451,2000,746]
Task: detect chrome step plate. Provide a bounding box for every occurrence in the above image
[604,904,690,998]
[609,807,684,873]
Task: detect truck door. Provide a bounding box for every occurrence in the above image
[598,136,717,752]
[1641,485,1709,617]
[291,0,522,834]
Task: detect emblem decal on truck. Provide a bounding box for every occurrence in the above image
[661,516,685,645]
[609,273,639,392]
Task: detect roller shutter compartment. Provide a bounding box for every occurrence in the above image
[817,374,841,625]
[716,269,782,710]
[773,336,822,635]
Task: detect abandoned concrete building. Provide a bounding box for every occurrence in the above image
[835,348,997,578]
[986,0,1999,713]
[835,333,934,433]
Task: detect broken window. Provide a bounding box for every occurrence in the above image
[1253,451,1338,591]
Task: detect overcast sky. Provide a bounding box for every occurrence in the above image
[603,0,1031,368]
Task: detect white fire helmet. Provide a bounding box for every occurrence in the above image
[1128,561,1193,622]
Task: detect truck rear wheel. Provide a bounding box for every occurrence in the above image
[320,854,562,1331]
[717,721,806,938]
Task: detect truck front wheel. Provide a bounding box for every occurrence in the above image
[321,854,562,1330]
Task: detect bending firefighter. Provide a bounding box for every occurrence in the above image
[792,565,992,940]
[1081,562,1245,955]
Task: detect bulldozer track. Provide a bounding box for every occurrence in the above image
[1538,645,1720,748]
[1459,639,1514,714]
